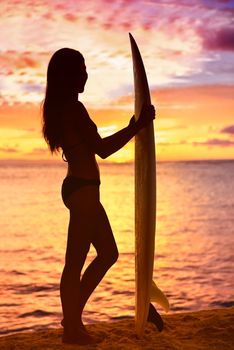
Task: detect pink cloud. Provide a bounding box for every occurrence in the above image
[86,16,96,23]
[193,138,234,147]
[221,125,234,135]
[0,50,47,75]
[0,147,18,153]
[1,0,231,43]
[120,22,132,31]
[103,22,113,30]
[64,13,78,22]
[42,12,53,20]
[30,148,48,155]
[203,27,234,51]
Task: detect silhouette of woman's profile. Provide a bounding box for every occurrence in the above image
[42,47,155,344]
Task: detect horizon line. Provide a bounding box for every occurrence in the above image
[0,158,234,165]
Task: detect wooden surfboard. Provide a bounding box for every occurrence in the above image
[129,33,169,338]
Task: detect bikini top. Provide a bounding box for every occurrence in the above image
[61,106,98,162]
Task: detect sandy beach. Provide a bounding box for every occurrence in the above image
[0,307,233,350]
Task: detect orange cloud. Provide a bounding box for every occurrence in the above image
[0,51,39,73]
[0,84,234,162]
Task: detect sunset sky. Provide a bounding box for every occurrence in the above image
[0,0,234,162]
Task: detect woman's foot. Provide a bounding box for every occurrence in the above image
[62,327,101,345]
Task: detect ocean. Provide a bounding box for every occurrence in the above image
[0,159,233,336]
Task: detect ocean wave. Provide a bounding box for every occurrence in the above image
[0,303,19,307]
[110,315,134,321]
[10,270,26,275]
[18,309,55,318]
[210,300,234,308]
[0,326,32,336]
[8,283,59,294]
[0,323,57,336]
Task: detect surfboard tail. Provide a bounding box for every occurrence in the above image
[151,280,170,312]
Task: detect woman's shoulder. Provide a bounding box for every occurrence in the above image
[62,101,87,120]
[74,100,87,111]
[67,101,88,118]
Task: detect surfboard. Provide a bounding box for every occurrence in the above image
[129,33,169,338]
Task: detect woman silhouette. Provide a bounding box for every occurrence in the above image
[42,48,155,344]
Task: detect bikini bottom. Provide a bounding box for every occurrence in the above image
[61,176,100,205]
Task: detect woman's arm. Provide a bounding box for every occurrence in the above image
[98,113,152,158]
[98,120,139,159]
[74,102,155,159]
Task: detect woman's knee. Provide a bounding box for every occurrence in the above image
[109,246,119,265]
[98,246,119,267]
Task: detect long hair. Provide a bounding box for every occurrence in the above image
[42,48,84,153]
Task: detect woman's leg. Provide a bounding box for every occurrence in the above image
[60,211,91,331]
[60,188,99,335]
[60,187,118,343]
[79,202,119,313]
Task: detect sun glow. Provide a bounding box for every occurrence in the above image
[0,0,233,162]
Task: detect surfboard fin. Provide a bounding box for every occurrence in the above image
[147,303,164,332]
[150,280,170,312]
